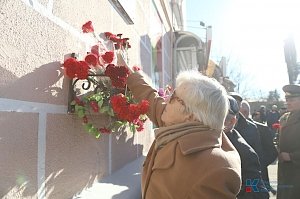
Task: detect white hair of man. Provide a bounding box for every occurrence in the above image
[175,70,228,131]
[240,100,251,118]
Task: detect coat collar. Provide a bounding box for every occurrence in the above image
[286,110,300,126]
[178,129,221,155]
[152,130,221,170]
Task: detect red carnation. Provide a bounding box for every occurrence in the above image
[110,36,119,43]
[63,57,77,68]
[99,128,111,134]
[136,120,145,132]
[90,101,99,112]
[85,53,98,66]
[101,51,114,63]
[105,64,129,88]
[104,32,115,39]
[139,100,149,114]
[63,57,79,78]
[82,21,94,33]
[272,123,281,130]
[76,61,90,79]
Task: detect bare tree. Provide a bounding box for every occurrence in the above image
[226,58,257,99]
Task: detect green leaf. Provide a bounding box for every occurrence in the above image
[115,121,124,126]
[100,106,109,113]
[70,100,76,105]
[111,121,124,131]
[88,125,98,135]
[83,123,93,132]
[77,110,85,118]
[95,131,101,139]
[130,123,136,134]
[95,95,102,102]
[107,108,114,116]
[74,104,80,112]
[98,99,103,108]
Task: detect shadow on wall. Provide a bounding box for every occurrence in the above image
[0,64,144,198]
[0,62,66,104]
[43,125,144,199]
[0,65,79,198]
[111,128,144,172]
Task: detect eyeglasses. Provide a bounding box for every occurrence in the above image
[167,90,185,106]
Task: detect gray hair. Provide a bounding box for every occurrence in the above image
[176,70,228,130]
[240,100,250,118]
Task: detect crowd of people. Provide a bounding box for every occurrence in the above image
[251,104,286,143]
[121,59,299,199]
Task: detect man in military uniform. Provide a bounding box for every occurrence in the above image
[277,84,300,199]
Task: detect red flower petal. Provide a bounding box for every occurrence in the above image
[91,45,100,56]
[90,101,99,112]
[85,53,98,66]
[272,123,281,129]
[63,58,79,78]
[104,32,115,39]
[82,21,94,33]
[99,128,111,134]
[76,61,90,79]
[101,51,114,63]
[63,57,77,68]
[139,100,149,114]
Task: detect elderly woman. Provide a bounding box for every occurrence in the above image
[126,69,241,199]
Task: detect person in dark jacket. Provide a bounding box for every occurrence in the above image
[240,100,278,195]
[229,93,264,164]
[266,105,280,138]
[225,96,269,199]
[259,106,267,124]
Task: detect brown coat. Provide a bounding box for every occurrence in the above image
[127,72,241,199]
[277,111,300,199]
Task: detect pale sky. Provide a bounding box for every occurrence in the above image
[186,0,300,100]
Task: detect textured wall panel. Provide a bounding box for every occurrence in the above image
[0,112,38,198]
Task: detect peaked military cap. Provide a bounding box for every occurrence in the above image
[283,84,300,98]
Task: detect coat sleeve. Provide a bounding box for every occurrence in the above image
[187,167,241,199]
[126,72,166,127]
[258,124,278,166]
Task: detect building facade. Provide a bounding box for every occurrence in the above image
[0,0,191,198]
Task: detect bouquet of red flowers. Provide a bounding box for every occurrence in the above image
[62,21,149,138]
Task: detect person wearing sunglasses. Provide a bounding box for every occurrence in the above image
[125,68,242,199]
